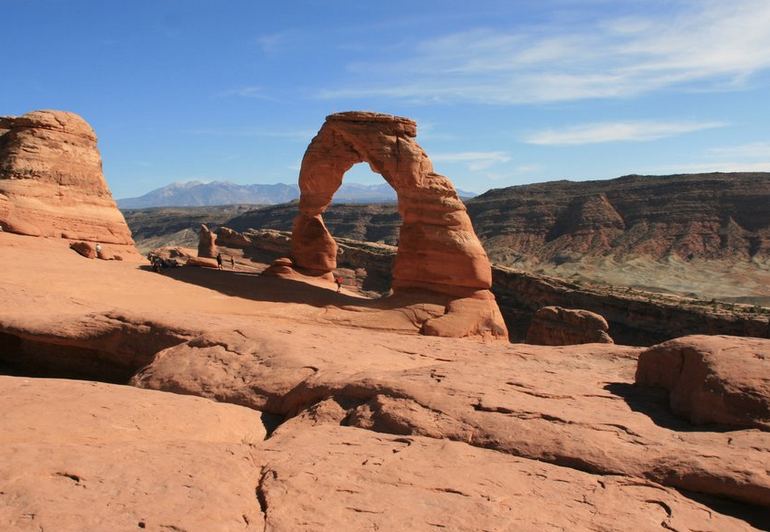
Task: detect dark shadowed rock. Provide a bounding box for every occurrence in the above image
[526,306,614,345]
[636,335,770,430]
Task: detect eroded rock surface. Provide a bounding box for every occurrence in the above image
[526,305,614,345]
[0,110,139,259]
[0,376,266,531]
[259,423,752,531]
[636,335,770,430]
[133,327,770,511]
[2,376,753,531]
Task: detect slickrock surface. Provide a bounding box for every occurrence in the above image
[0,376,266,531]
[0,110,139,260]
[636,335,770,430]
[526,306,614,345]
[260,423,752,531]
[289,111,507,339]
[133,327,770,510]
[0,377,752,532]
[197,223,217,257]
[2,232,769,529]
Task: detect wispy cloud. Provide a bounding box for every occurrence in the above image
[217,86,281,102]
[708,141,770,159]
[524,120,726,145]
[432,151,511,171]
[318,0,770,104]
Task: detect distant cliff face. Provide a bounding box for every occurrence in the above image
[226,202,401,245]
[466,173,770,265]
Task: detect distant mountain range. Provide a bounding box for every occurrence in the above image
[117,180,477,208]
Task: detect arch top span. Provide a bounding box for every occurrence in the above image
[289,111,508,339]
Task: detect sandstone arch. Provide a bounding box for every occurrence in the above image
[290,111,507,339]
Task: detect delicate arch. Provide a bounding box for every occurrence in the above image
[291,111,492,298]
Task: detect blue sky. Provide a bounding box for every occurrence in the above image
[2,0,770,198]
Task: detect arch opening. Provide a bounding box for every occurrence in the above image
[285,111,508,339]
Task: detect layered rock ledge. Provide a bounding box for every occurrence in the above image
[0,110,139,260]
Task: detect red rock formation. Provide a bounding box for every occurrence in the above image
[69,241,97,259]
[0,376,267,530]
[526,306,614,345]
[468,172,770,264]
[636,335,770,430]
[186,256,218,268]
[289,111,507,339]
[147,246,194,267]
[197,223,217,258]
[133,327,770,510]
[0,110,139,259]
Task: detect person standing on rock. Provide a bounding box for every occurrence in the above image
[230,256,234,269]
[334,275,342,293]
[216,252,223,270]
[95,243,102,257]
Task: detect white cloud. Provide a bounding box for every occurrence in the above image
[318,0,770,104]
[432,151,511,170]
[524,120,726,145]
[708,141,770,159]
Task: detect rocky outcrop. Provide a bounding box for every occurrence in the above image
[0,110,139,259]
[186,255,218,268]
[69,241,122,260]
[197,223,217,258]
[146,246,194,267]
[69,241,97,259]
[468,172,770,264]
[526,306,614,345]
[636,335,770,430]
[285,111,506,338]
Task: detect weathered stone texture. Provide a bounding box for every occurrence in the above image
[0,110,138,258]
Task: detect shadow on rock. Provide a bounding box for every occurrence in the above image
[604,383,735,433]
[160,266,452,311]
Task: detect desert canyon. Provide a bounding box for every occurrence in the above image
[1,109,769,532]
